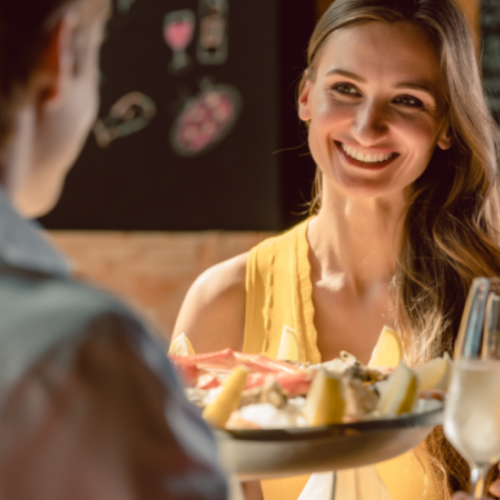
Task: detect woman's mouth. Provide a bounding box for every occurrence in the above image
[335,141,399,169]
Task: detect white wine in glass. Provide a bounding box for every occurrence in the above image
[444,278,500,498]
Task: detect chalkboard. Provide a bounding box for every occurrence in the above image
[482,0,500,123]
[40,0,314,231]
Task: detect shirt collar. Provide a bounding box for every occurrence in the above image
[0,188,70,277]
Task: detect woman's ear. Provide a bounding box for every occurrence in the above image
[298,76,313,122]
[34,12,78,110]
[437,121,453,150]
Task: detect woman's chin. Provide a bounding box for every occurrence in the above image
[324,171,404,201]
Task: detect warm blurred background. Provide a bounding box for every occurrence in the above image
[44,0,487,341]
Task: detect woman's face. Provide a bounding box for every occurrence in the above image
[299,21,452,201]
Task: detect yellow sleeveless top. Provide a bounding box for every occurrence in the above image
[243,219,440,500]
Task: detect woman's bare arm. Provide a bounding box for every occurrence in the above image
[173,253,264,500]
[172,252,249,353]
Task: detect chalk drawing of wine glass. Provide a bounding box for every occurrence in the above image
[163,10,195,74]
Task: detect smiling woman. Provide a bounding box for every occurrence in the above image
[173,0,500,499]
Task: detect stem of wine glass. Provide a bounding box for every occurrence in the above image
[470,465,488,499]
[173,50,188,69]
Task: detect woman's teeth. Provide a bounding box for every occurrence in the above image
[341,143,394,163]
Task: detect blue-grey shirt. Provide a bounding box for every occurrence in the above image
[0,188,227,500]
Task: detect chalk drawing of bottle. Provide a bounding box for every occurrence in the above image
[197,0,228,65]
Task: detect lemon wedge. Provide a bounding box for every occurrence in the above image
[377,361,418,417]
[277,325,300,361]
[168,332,195,356]
[304,368,345,426]
[203,366,249,428]
[368,326,404,369]
[416,352,453,391]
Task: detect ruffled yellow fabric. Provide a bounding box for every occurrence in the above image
[244,219,439,500]
[244,218,320,363]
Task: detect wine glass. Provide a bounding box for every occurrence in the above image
[444,277,500,498]
[163,10,195,74]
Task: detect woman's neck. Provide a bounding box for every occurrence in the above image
[307,183,407,296]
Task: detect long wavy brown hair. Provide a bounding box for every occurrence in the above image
[299,0,500,497]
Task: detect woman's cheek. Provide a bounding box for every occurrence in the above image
[313,101,354,139]
[393,113,439,153]
[307,120,328,165]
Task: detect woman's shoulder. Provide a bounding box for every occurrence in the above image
[172,252,249,352]
[183,221,306,305]
[172,221,310,352]
[248,220,309,264]
[247,220,310,279]
[193,252,249,298]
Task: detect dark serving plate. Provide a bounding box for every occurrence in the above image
[215,400,443,481]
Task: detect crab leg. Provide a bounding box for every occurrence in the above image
[234,353,300,374]
[245,371,314,395]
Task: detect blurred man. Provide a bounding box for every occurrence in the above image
[0,1,227,498]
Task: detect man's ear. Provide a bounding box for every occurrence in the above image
[298,76,313,122]
[35,12,78,109]
[437,120,453,150]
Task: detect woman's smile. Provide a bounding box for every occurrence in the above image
[334,140,399,170]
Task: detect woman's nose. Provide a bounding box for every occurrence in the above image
[351,100,389,145]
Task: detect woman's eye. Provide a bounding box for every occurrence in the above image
[331,83,360,97]
[393,94,424,109]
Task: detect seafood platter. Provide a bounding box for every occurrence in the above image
[169,327,450,479]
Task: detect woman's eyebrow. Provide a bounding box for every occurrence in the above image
[394,82,436,100]
[325,69,365,82]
